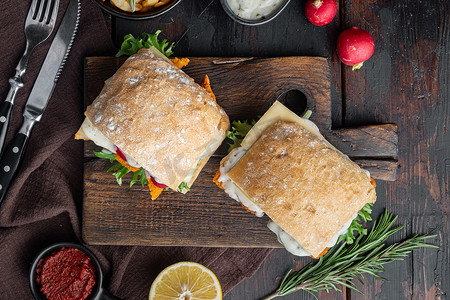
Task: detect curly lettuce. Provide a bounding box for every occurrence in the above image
[94,151,148,187]
[225,109,312,153]
[339,203,374,244]
[226,120,257,153]
[178,182,190,192]
[116,30,174,58]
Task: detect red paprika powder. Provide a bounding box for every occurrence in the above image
[36,248,96,300]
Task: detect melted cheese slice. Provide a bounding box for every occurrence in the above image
[241,101,324,149]
[219,101,370,257]
[80,117,140,168]
[149,46,172,63]
[219,147,265,217]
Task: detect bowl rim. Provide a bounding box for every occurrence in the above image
[92,0,182,20]
[219,0,292,26]
[29,242,104,300]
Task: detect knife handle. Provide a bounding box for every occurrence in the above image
[0,117,35,205]
[0,101,14,155]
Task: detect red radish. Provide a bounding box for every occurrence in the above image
[337,27,375,70]
[115,146,127,161]
[151,176,167,189]
[304,0,337,26]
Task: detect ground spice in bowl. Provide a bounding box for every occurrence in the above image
[36,248,96,300]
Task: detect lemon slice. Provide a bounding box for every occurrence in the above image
[149,261,222,300]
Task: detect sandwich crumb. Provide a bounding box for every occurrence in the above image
[170,57,190,69]
[148,179,164,200]
[213,170,224,190]
[201,75,217,103]
[311,247,329,259]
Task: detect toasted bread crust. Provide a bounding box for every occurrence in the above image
[227,121,376,257]
[85,49,229,190]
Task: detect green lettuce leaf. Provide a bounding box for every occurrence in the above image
[339,203,374,244]
[226,119,257,153]
[94,150,148,187]
[116,30,174,58]
[302,109,312,119]
[93,150,116,163]
[129,167,148,187]
[225,109,312,153]
[178,182,190,192]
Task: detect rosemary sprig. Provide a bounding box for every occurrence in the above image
[263,210,438,300]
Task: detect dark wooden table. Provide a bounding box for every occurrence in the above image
[102,0,449,299]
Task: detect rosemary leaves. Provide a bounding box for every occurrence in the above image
[263,210,438,300]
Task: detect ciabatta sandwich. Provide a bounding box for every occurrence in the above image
[77,47,230,199]
[214,101,376,258]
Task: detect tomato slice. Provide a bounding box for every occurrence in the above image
[115,146,127,162]
[151,176,167,189]
[114,145,167,189]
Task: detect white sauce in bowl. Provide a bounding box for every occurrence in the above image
[227,0,285,20]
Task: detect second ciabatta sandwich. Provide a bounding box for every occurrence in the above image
[77,47,229,199]
[214,101,376,258]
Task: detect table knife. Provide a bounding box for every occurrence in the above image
[0,0,80,204]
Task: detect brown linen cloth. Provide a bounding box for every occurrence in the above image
[0,0,272,298]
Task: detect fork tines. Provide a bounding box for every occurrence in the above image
[29,0,59,25]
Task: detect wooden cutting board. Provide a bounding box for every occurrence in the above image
[82,56,398,247]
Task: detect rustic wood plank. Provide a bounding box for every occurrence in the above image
[84,56,398,159]
[83,157,282,247]
[83,54,399,246]
[327,124,398,158]
[353,159,398,182]
[107,0,419,299]
[84,56,334,247]
[411,215,448,299]
[342,1,450,300]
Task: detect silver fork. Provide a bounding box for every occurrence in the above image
[0,0,59,154]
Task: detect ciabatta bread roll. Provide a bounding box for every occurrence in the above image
[215,101,376,258]
[77,48,229,198]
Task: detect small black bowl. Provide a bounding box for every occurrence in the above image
[30,242,121,300]
[92,0,181,20]
[220,0,291,26]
